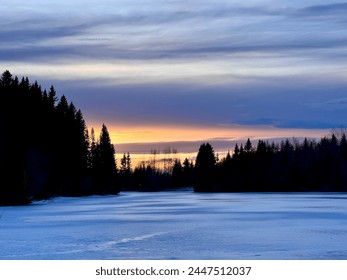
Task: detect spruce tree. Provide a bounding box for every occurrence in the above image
[48,85,57,109]
[96,124,119,194]
[194,143,216,192]
[182,158,193,186]
[244,138,253,154]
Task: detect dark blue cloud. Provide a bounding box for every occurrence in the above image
[52,76,347,131]
[299,2,347,15]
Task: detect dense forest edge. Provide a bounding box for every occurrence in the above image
[1,70,347,205]
[0,71,118,205]
[194,137,347,193]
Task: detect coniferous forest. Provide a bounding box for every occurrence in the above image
[194,137,347,192]
[0,70,119,205]
[1,70,347,206]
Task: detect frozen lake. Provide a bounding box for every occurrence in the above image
[1,191,347,260]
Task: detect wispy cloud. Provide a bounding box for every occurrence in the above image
[2,0,347,134]
[2,2,347,63]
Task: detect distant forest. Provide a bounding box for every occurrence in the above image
[1,70,347,206]
[194,136,347,192]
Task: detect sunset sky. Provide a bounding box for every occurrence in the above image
[2,0,347,152]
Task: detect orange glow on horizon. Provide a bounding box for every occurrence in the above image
[89,122,330,145]
[87,122,331,167]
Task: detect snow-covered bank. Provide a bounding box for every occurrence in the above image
[1,191,347,259]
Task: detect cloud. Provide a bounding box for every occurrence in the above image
[310,97,347,111]
[298,2,347,16]
[2,0,347,136]
[1,0,347,81]
[2,2,347,63]
[47,75,347,132]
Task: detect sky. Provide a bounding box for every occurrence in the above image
[2,0,347,153]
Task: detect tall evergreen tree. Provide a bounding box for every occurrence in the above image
[1,70,13,87]
[48,85,57,109]
[182,157,194,186]
[89,128,98,169]
[194,143,216,192]
[244,138,253,154]
[172,159,184,187]
[95,124,119,194]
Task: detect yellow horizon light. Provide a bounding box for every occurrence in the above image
[88,122,330,146]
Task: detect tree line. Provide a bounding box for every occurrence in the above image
[120,157,194,191]
[118,148,194,191]
[194,136,347,192]
[115,134,347,194]
[0,70,119,205]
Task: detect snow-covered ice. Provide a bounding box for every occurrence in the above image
[1,191,347,259]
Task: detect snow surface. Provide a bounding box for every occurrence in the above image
[1,191,347,259]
